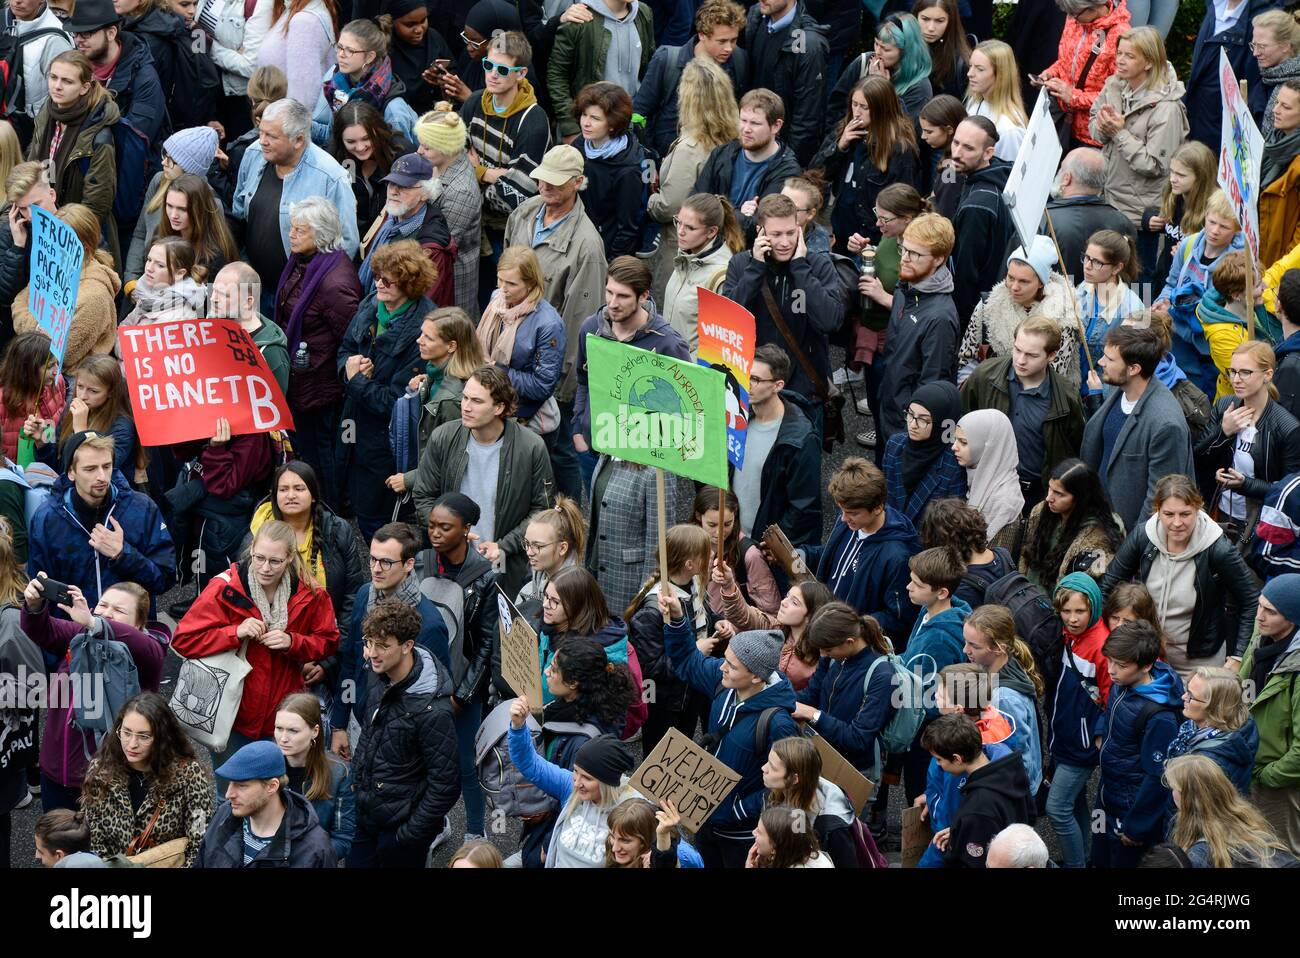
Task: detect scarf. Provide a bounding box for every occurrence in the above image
[41,94,94,183]
[248,570,291,633]
[583,134,629,160]
[898,380,962,496]
[1167,719,1223,760]
[323,56,395,112]
[277,249,349,354]
[476,288,540,365]
[359,207,426,289]
[1249,630,1294,707]
[365,569,423,613]
[958,409,1025,539]
[1261,126,1300,189]
[127,276,208,322]
[377,298,416,337]
[1262,54,1300,137]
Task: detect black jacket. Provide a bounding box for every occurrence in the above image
[720,251,845,401]
[944,751,1032,868]
[583,136,646,259]
[1196,397,1300,505]
[877,267,960,441]
[743,389,822,547]
[112,12,174,145]
[740,3,828,167]
[351,646,461,845]
[1022,195,1136,286]
[0,207,27,343]
[812,132,921,246]
[195,789,337,868]
[1276,333,1300,424]
[951,159,1015,326]
[1102,522,1261,659]
[417,546,500,703]
[692,139,803,236]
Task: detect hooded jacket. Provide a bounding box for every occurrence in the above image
[171,562,340,739]
[121,6,192,124]
[99,30,167,146]
[1237,627,1300,790]
[351,644,460,845]
[1159,228,1245,308]
[1184,0,1273,153]
[4,6,72,121]
[1275,330,1300,424]
[27,470,175,610]
[461,78,553,227]
[877,266,960,443]
[632,39,748,158]
[1261,150,1300,272]
[958,273,1082,392]
[1196,394,1300,505]
[418,545,500,704]
[1103,512,1259,660]
[1189,287,1259,401]
[662,235,734,354]
[1162,716,1259,830]
[944,750,1033,867]
[805,509,922,641]
[1049,572,1111,768]
[1089,68,1188,226]
[740,2,828,167]
[547,0,654,139]
[274,251,363,413]
[811,778,862,869]
[994,655,1044,793]
[744,389,822,547]
[14,256,122,372]
[692,139,804,236]
[582,135,647,259]
[797,643,898,777]
[1041,0,1131,145]
[20,605,166,789]
[572,303,691,442]
[918,740,1011,868]
[1098,660,1184,842]
[904,597,972,720]
[663,613,799,832]
[195,787,337,868]
[950,159,1016,324]
[812,131,922,246]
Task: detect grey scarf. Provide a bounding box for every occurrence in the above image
[366,571,423,613]
[1262,126,1300,188]
[1262,54,1300,137]
[248,572,291,632]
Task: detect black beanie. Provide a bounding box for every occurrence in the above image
[432,491,481,527]
[574,734,636,786]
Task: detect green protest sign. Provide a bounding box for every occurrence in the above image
[587,334,728,488]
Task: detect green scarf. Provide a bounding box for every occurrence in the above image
[376,298,414,337]
[424,362,446,389]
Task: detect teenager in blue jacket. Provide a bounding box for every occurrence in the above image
[661,593,799,869]
[802,458,922,645]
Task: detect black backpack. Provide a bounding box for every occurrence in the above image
[977,570,1064,696]
[0,23,66,139]
[164,32,220,130]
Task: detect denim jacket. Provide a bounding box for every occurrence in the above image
[232,142,360,257]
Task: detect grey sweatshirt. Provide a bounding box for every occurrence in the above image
[594,0,643,96]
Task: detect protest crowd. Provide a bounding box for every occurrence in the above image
[5,0,1300,874]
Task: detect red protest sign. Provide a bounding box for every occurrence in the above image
[119,319,294,446]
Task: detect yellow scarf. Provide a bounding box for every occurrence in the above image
[249,501,326,587]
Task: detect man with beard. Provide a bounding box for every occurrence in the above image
[948,116,1016,327]
[356,152,455,302]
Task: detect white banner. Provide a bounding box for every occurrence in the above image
[1217,48,1264,262]
[1003,88,1063,254]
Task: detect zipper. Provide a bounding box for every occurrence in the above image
[1101,684,1124,754]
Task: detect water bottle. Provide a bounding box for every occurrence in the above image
[292,341,310,371]
[860,245,876,280]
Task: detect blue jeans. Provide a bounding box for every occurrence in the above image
[452,697,486,835]
[1125,0,1178,37]
[1046,761,1094,868]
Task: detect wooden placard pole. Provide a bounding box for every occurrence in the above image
[1044,210,1095,374]
[655,467,669,588]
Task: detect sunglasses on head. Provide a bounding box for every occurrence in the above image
[482,57,524,77]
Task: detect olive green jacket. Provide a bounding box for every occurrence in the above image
[547,6,654,139]
[1238,625,1300,790]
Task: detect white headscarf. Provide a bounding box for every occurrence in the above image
[958,409,1025,539]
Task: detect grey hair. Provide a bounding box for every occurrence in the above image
[262,98,312,143]
[1061,147,1106,193]
[1055,0,1107,15]
[989,824,1050,868]
[288,196,345,252]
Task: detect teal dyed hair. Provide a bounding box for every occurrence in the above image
[876,13,933,96]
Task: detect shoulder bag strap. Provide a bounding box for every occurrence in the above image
[126,799,166,856]
[759,281,829,404]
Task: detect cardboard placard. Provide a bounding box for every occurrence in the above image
[810,732,874,816]
[901,804,932,868]
[28,206,83,366]
[496,590,544,712]
[763,524,813,583]
[1217,49,1263,261]
[630,726,741,833]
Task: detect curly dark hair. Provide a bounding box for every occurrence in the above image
[918,497,989,560]
[362,599,421,646]
[551,635,636,729]
[1021,459,1122,586]
[80,692,199,808]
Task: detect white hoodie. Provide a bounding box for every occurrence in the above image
[1143,510,1224,674]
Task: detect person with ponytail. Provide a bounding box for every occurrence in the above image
[762,735,875,868]
[274,692,356,860]
[693,488,779,615]
[625,524,711,755]
[1076,229,1145,390]
[661,192,744,355]
[514,495,586,618]
[34,809,104,867]
[1165,754,1298,867]
[312,17,418,146]
[962,605,1044,796]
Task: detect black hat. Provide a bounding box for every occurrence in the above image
[61,430,106,472]
[574,734,636,787]
[65,0,121,34]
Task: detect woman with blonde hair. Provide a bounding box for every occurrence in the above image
[450,840,505,868]
[514,494,587,616]
[1149,141,1217,293]
[659,193,744,353]
[1164,667,1257,801]
[963,39,1026,161]
[1165,754,1296,866]
[12,203,120,371]
[1253,8,1300,137]
[647,56,739,299]
[0,121,21,194]
[1090,26,1188,232]
[1259,78,1300,268]
[274,691,355,860]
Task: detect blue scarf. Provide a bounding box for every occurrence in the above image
[583,134,628,160]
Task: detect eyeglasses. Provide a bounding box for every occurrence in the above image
[375,275,393,288]
[1182,689,1209,705]
[250,554,287,569]
[899,245,930,261]
[1081,253,1113,269]
[70,28,105,39]
[336,42,367,56]
[1250,41,1277,53]
[542,594,561,609]
[369,556,400,571]
[873,208,899,224]
[482,57,524,77]
[749,375,777,385]
[118,728,153,744]
[904,410,933,427]
[523,539,556,553]
[1227,367,1263,380]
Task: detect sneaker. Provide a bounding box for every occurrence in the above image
[856,428,877,449]
[425,820,453,866]
[634,234,661,260]
[28,782,40,796]
[831,366,865,386]
[14,791,32,810]
[462,832,486,845]
[856,397,873,415]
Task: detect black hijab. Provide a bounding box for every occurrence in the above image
[383,0,454,115]
[898,380,962,495]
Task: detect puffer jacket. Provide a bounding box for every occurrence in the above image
[1043,0,1132,147]
[170,562,340,739]
[958,273,1082,392]
[351,645,460,845]
[482,293,566,421]
[1261,151,1300,270]
[195,787,336,868]
[14,257,122,372]
[661,236,733,356]
[274,251,363,413]
[1090,69,1189,228]
[1196,396,1300,508]
[1164,717,1259,798]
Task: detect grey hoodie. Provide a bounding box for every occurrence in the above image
[1143,511,1224,671]
[593,0,644,96]
[54,851,108,868]
[547,784,637,868]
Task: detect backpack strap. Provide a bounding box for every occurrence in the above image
[959,573,989,602]
[1130,696,1179,746]
[752,706,781,758]
[760,281,831,405]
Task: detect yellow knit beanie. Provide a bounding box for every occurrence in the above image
[415,102,468,154]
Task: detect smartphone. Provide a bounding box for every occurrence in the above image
[429,58,450,75]
[40,577,73,608]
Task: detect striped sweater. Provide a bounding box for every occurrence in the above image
[460,79,553,229]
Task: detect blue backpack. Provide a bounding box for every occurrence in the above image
[80,118,153,224]
[68,618,140,756]
[389,388,423,476]
[0,458,55,528]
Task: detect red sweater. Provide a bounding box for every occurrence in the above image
[0,376,66,461]
[1042,1,1132,147]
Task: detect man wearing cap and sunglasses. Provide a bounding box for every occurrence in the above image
[357,151,456,303]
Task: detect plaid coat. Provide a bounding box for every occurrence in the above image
[433,152,482,318]
[881,432,968,525]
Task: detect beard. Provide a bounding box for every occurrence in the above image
[385,197,417,218]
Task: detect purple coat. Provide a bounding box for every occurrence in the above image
[274,252,364,412]
[22,605,168,788]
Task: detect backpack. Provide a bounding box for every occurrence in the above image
[68,618,141,755]
[1131,697,1183,746]
[980,571,1064,694]
[862,643,926,782]
[161,31,220,130]
[417,561,465,660]
[474,698,600,818]
[389,388,423,477]
[80,118,152,223]
[0,458,55,528]
[955,546,1015,609]
[1170,377,1211,439]
[0,23,65,119]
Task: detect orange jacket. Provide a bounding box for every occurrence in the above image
[1261,153,1300,270]
[1043,1,1132,147]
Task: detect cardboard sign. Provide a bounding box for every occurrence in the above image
[810,732,875,816]
[696,288,756,469]
[28,206,83,366]
[119,319,294,446]
[901,804,933,868]
[497,591,544,712]
[630,726,742,833]
[762,524,813,583]
[1218,49,1264,261]
[1003,89,1063,255]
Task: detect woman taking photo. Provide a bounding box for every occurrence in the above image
[1195,341,1300,540]
[332,101,412,237]
[1020,458,1123,588]
[913,0,971,100]
[382,1,454,116]
[881,381,966,525]
[476,246,565,437]
[964,39,1027,161]
[13,204,120,372]
[27,52,120,265]
[1164,754,1297,867]
[693,488,779,615]
[274,692,355,860]
[514,495,586,618]
[647,58,738,306]
[1165,667,1258,800]
[1102,474,1258,678]
[150,174,239,281]
[660,192,745,355]
[256,0,339,109]
[275,197,363,509]
[172,520,340,767]
[1076,229,1145,387]
[1260,79,1300,269]
[813,75,920,251]
[337,239,434,540]
[120,237,209,329]
[572,81,645,260]
[80,692,213,867]
[125,127,222,283]
[0,332,63,464]
[953,409,1024,547]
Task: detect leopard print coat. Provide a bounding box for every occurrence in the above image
[84,759,215,867]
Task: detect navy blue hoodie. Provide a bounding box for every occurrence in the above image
[805,508,922,643]
[1274,329,1300,423]
[797,645,897,774]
